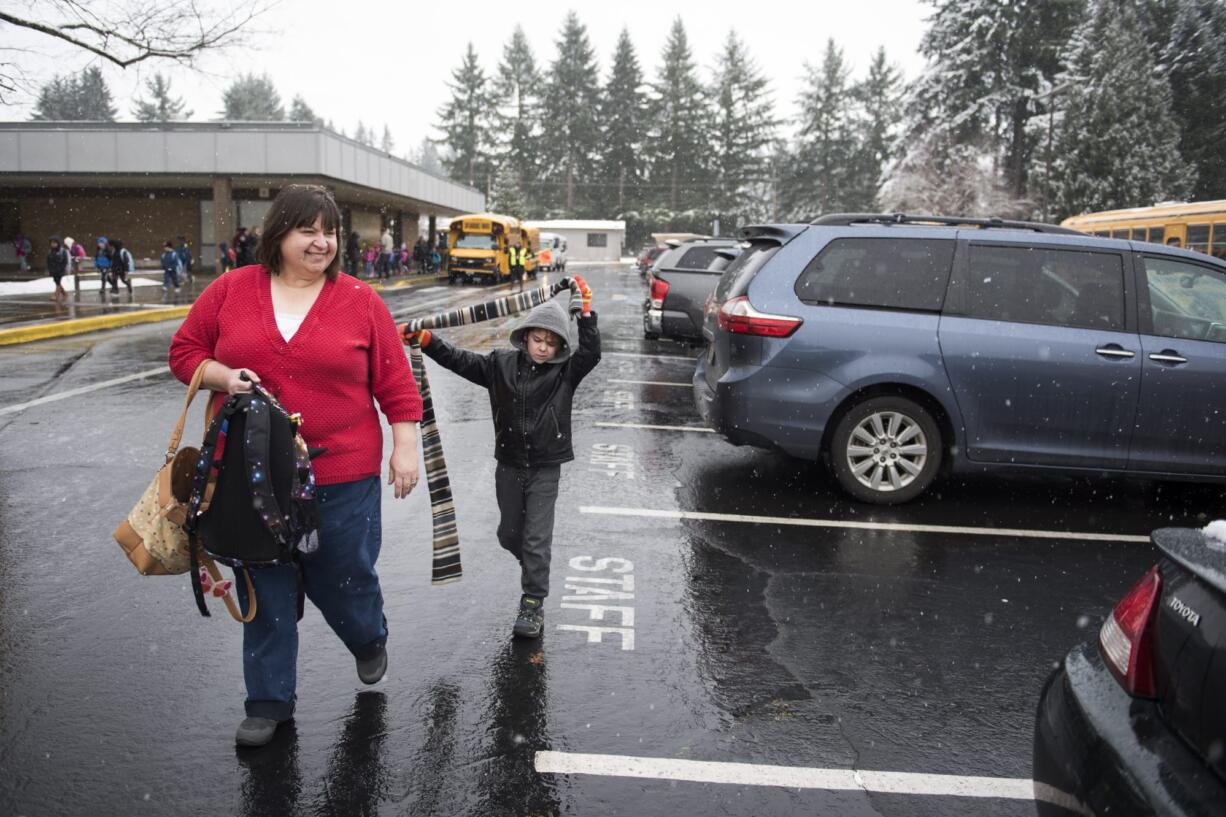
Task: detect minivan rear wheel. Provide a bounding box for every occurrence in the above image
[828,396,942,504]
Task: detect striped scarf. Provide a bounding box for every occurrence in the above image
[394,278,582,584]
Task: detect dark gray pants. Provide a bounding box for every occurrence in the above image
[495,462,561,598]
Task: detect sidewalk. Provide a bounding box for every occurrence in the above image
[0,270,448,346]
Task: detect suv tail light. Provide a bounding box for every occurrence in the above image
[650,276,670,309]
[717,295,803,338]
[1099,565,1162,697]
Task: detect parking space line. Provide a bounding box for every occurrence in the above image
[534,751,1041,801]
[0,366,171,416]
[579,506,1151,543]
[604,351,698,362]
[607,379,691,387]
[593,422,715,433]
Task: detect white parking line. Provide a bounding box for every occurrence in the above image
[0,366,171,416]
[604,351,698,362]
[594,422,715,433]
[607,379,691,387]
[534,751,1041,801]
[578,506,1151,543]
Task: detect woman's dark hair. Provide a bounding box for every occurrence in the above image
[257,184,342,279]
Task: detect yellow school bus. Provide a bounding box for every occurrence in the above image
[1062,200,1226,261]
[519,226,541,277]
[447,213,521,283]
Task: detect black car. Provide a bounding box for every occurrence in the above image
[1033,526,1226,816]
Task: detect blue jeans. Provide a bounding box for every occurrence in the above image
[234,476,387,721]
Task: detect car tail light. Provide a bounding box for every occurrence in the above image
[650,276,670,309]
[717,295,803,338]
[1099,565,1162,697]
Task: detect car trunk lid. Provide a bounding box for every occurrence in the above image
[1151,526,1226,782]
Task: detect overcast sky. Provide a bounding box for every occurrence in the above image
[2,0,931,156]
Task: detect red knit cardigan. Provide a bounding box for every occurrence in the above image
[169,265,422,485]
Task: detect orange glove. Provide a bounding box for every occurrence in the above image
[572,274,592,313]
[398,324,431,347]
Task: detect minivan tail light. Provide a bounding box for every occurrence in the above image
[650,276,670,309]
[1099,565,1162,697]
[717,295,803,338]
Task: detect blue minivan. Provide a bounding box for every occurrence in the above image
[693,214,1226,503]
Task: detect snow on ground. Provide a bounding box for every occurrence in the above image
[0,275,165,296]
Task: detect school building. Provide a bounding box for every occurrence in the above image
[0,122,484,271]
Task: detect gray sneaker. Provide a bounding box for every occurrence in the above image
[235,717,280,747]
[356,647,388,685]
[513,595,545,639]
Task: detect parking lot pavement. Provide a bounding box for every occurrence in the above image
[0,264,1209,816]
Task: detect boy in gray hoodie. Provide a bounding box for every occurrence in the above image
[402,276,600,637]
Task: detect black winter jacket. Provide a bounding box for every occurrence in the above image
[422,306,600,467]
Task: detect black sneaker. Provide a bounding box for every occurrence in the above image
[356,646,388,685]
[513,595,544,639]
[235,716,280,747]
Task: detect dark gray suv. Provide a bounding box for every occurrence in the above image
[693,214,1226,503]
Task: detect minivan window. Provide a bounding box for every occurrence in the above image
[794,238,955,312]
[713,241,780,302]
[676,246,725,270]
[1143,256,1226,342]
[963,245,1126,331]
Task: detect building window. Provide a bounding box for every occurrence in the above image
[587,232,607,248]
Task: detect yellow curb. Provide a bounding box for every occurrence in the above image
[0,306,192,346]
[369,274,448,292]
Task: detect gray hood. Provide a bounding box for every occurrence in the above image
[509,296,577,364]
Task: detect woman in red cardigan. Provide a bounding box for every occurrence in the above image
[169,185,422,748]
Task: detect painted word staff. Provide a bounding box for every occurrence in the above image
[557,556,636,651]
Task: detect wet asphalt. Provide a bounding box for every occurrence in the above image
[0,263,1218,816]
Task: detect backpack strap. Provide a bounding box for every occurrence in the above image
[243,392,292,549]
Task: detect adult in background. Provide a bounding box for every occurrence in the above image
[168,184,423,749]
[46,237,68,302]
[232,228,249,265]
[345,229,360,277]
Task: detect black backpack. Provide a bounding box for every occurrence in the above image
[185,379,320,617]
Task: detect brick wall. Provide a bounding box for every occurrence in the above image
[18,190,201,268]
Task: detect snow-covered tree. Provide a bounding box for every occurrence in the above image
[220,73,283,121]
[540,12,602,215]
[1163,0,1226,199]
[494,25,543,214]
[599,27,649,215]
[490,163,528,216]
[287,94,319,124]
[846,48,903,211]
[380,124,394,153]
[1045,0,1193,217]
[411,137,446,176]
[31,66,116,120]
[645,18,712,219]
[783,39,856,220]
[709,31,779,227]
[132,72,191,121]
[434,43,496,190]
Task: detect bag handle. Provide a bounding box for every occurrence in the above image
[165,359,214,463]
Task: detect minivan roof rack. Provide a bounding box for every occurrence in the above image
[810,212,1081,235]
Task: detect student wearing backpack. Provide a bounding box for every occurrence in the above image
[160,240,182,291]
[109,239,134,294]
[169,184,423,748]
[94,236,113,292]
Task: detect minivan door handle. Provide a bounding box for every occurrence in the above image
[1095,344,1136,359]
[1148,350,1188,365]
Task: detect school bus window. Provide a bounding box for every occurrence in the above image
[1187,223,1210,254]
[1213,223,1226,261]
[1130,227,1147,241]
[1150,226,1165,244]
[1094,231,1110,238]
[1111,229,1128,239]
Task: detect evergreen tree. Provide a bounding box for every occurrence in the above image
[381,124,395,153]
[31,67,117,121]
[709,31,779,228]
[540,12,603,215]
[905,0,1083,198]
[411,137,446,176]
[599,28,649,215]
[220,73,284,121]
[490,163,528,215]
[132,73,191,121]
[288,94,320,124]
[1163,0,1226,199]
[1047,0,1193,216]
[354,121,374,146]
[847,48,903,210]
[434,43,496,191]
[784,40,856,220]
[645,18,712,219]
[495,26,544,214]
